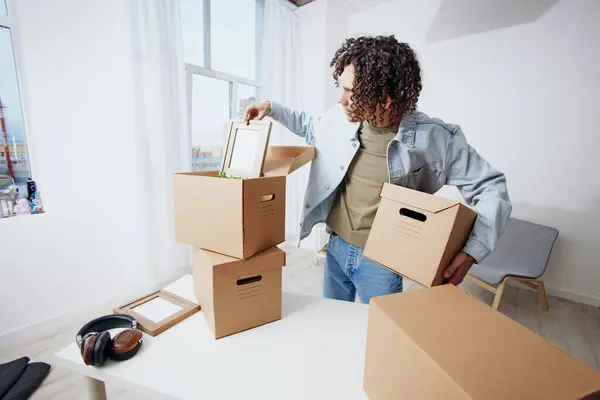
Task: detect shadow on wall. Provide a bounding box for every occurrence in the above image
[511,200,600,303]
[426,0,560,43]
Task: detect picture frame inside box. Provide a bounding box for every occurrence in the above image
[113,290,200,337]
[221,120,272,179]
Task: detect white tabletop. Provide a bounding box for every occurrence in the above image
[54,292,370,400]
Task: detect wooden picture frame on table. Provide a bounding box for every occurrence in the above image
[221,120,272,179]
[114,291,200,337]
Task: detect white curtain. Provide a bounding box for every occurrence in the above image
[130,0,189,282]
[260,0,306,240]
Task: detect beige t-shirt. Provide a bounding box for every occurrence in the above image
[326,121,398,248]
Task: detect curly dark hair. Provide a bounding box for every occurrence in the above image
[330,35,422,124]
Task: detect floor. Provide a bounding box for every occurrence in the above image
[1,244,599,399]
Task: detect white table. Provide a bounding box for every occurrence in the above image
[54,292,370,400]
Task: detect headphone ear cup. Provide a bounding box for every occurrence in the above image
[109,329,143,361]
[92,331,111,367]
[81,335,97,366]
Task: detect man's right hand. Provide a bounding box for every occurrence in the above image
[243,101,271,125]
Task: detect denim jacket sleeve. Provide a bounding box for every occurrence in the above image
[445,129,512,263]
[269,101,318,145]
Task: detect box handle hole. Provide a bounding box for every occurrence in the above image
[399,208,427,222]
[237,275,263,285]
[261,193,275,202]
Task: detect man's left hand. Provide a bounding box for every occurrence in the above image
[443,252,476,285]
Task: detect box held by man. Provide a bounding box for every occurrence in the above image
[364,183,477,287]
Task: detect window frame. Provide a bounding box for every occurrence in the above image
[0,0,35,187]
[184,0,264,171]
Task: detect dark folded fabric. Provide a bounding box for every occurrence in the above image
[0,357,29,398]
[2,362,51,400]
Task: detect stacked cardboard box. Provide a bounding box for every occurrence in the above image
[173,146,315,339]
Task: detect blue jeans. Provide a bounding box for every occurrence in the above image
[323,232,403,304]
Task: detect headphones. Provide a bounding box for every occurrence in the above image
[76,314,143,367]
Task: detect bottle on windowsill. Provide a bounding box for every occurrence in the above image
[13,188,30,215]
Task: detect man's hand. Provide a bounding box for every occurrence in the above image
[243,101,271,125]
[443,252,476,286]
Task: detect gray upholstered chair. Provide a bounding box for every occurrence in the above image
[466,218,559,311]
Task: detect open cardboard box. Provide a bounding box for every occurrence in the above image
[364,183,477,287]
[174,146,315,259]
[364,285,600,400]
[192,245,286,339]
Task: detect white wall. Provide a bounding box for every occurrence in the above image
[342,0,599,304]
[0,0,163,335]
[295,1,328,115]
[295,0,353,114]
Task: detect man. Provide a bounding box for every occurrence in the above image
[244,35,511,304]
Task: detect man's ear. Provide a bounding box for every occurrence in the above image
[385,96,392,109]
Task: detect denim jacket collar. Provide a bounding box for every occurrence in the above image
[394,111,418,147]
[349,111,417,147]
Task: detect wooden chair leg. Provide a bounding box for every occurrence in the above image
[465,274,497,294]
[537,280,550,311]
[492,278,508,310]
[512,277,550,312]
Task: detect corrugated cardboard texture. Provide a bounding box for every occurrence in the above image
[192,246,286,339]
[364,184,476,287]
[242,177,285,259]
[173,172,244,257]
[191,248,217,333]
[263,146,316,176]
[364,303,467,399]
[365,285,600,400]
[174,146,314,259]
[437,204,480,285]
[380,183,459,213]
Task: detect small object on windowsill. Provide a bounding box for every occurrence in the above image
[28,191,44,214]
[0,177,45,218]
[26,178,37,199]
[0,175,16,218]
[0,198,13,218]
[13,188,30,215]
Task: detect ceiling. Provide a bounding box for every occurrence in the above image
[332,0,396,12]
[287,0,317,6]
[288,0,395,11]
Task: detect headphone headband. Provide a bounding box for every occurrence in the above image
[76,314,137,347]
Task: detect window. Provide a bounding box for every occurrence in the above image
[0,1,33,194]
[180,0,204,67]
[210,0,258,80]
[237,83,258,118]
[180,0,263,172]
[190,74,230,172]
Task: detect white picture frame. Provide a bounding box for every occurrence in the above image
[221,120,272,179]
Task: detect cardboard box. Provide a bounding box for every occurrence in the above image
[174,146,315,259]
[192,246,286,339]
[364,183,477,287]
[364,285,600,400]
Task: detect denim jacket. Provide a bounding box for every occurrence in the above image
[270,101,512,263]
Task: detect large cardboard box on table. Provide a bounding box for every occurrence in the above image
[192,245,286,339]
[364,285,600,400]
[173,146,315,259]
[364,183,477,287]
